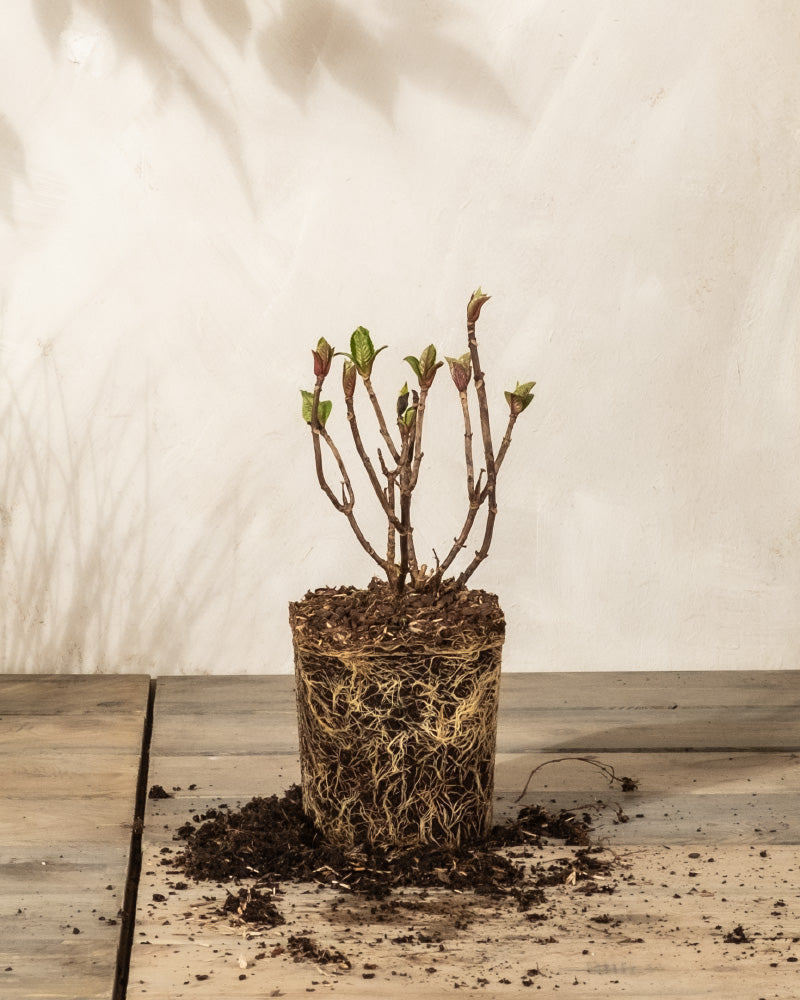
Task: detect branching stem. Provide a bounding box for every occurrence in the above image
[305,292,530,597]
[310,380,389,575]
[457,319,498,587]
[459,390,475,498]
[363,375,400,463]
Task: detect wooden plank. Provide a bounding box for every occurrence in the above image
[149,703,800,757]
[500,669,800,709]
[138,751,800,852]
[153,670,800,715]
[0,675,150,1000]
[1,872,127,1000]
[127,842,800,999]
[152,675,294,715]
[129,675,800,999]
[0,798,139,864]
[2,752,142,800]
[144,749,800,807]
[498,705,800,752]
[0,715,148,754]
[0,674,151,715]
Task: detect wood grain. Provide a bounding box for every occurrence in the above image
[0,675,150,1000]
[128,672,800,999]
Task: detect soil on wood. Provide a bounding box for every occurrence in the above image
[172,785,613,923]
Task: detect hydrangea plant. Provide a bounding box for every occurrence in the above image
[301,289,534,597]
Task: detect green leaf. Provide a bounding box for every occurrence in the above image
[400,405,417,427]
[301,389,332,426]
[419,344,437,372]
[405,344,443,388]
[349,326,387,377]
[350,326,374,372]
[505,380,535,415]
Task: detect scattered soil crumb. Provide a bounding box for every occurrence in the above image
[171,784,614,946]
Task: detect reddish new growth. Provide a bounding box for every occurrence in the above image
[301,289,534,597]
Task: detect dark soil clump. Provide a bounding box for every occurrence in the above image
[172,785,612,924]
[221,887,285,927]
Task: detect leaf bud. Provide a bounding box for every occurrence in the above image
[446,352,472,392]
[504,380,536,415]
[397,381,410,418]
[342,359,357,400]
[312,338,334,378]
[400,405,417,428]
[349,326,387,378]
[467,287,491,323]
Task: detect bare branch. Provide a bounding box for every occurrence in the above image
[407,384,429,492]
[309,381,389,575]
[457,316,499,586]
[363,375,400,463]
[346,398,402,530]
[493,412,518,479]
[459,389,475,498]
[310,381,350,513]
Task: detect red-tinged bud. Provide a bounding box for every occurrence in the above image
[467,287,491,323]
[312,338,334,378]
[446,353,472,393]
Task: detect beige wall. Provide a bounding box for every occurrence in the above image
[1,1,798,674]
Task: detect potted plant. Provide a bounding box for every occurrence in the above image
[289,289,535,850]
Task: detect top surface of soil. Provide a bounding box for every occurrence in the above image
[289,578,505,652]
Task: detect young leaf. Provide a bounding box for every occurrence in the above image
[419,344,437,371]
[418,344,443,387]
[400,405,417,428]
[504,380,536,415]
[406,345,442,388]
[396,381,410,418]
[349,326,387,377]
[301,389,332,427]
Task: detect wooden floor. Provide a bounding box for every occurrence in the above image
[0,675,151,1000]
[1,672,798,999]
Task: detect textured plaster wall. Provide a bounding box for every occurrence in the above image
[1,1,798,674]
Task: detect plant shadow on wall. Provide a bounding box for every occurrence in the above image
[0,346,261,673]
[0,0,522,222]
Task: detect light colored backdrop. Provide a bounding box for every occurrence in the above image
[1,1,798,675]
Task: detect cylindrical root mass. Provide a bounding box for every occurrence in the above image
[292,631,504,849]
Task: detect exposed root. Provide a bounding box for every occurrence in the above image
[514,756,639,804]
[290,583,505,848]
